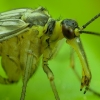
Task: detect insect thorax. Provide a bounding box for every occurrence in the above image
[21,7,51,27]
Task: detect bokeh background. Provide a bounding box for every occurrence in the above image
[0,0,100,100]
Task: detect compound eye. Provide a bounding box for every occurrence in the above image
[62,24,74,39]
[61,19,78,39]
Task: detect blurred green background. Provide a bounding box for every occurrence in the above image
[0,0,100,100]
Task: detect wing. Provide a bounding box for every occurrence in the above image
[0,7,50,42]
[0,8,32,20]
[0,19,29,42]
[0,8,33,42]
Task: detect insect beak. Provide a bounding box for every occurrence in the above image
[66,36,91,92]
[67,37,85,65]
[67,36,89,74]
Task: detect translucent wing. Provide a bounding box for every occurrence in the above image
[0,8,32,20]
[0,7,50,42]
[0,19,29,42]
[0,8,33,42]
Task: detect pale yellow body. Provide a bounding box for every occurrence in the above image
[0,6,97,100]
[0,26,43,83]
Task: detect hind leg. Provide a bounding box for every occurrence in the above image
[0,54,22,84]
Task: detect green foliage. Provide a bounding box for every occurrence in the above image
[0,0,100,100]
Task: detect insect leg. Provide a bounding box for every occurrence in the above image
[0,75,16,84]
[70,48,100,97]
[19,27,41,100]
[42,48,60,100]
[0,55,21,84]
[0,37,22,84]
[20,50,37,100]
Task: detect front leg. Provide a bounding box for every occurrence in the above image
[42,48,60,100]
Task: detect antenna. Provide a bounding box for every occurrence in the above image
[81,13,100,30]
[78,13,100,36]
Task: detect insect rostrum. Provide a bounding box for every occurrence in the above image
[0,6,100,100]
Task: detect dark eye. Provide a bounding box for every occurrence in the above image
[62,24,74,39]
[61,19,78,39]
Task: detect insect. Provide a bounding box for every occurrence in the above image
[0,6,100,100]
